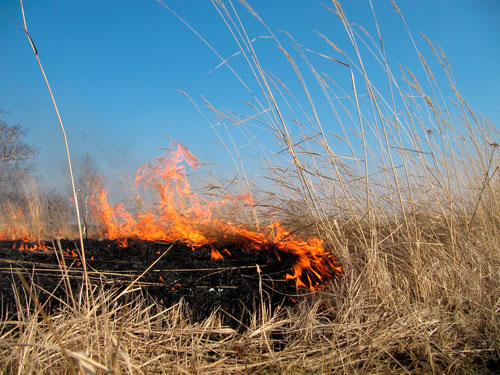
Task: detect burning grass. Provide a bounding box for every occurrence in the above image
[90,141,343,291]
[1,0,500,373]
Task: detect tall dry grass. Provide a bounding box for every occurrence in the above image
[1,0,499,373]
[0,179,75,241]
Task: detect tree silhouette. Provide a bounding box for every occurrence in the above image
[0,117,37,195]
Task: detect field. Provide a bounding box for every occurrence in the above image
[1,1,499,374]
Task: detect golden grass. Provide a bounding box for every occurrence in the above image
[1,217,498,374]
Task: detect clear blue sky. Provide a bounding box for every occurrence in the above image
[1,0,499,192]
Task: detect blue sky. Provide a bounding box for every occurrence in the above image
[1,0,499,192]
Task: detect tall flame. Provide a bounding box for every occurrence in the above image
[91,141,343,290]
[93,142,219,246]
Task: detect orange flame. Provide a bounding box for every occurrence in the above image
[91,141,343,290]
[0,207,62,248]
[211,247,224,261]
[13,240,54,251]
[0,208,33,242]
[93,142,215,246]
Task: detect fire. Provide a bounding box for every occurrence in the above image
[93,142,216,246]
[211,247,224,261]
[15,240,54,251]
[91,141,343,290]
[0,208,33,242]
[0,207,61,249]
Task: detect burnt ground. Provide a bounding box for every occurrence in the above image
[0,239,324,327]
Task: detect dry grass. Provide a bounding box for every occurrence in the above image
[1,223,498,374]
[0,179,75,241]
[2,0,500,373]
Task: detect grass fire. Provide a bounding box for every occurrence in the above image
[1,142,344,328]
[1,1,499,374]
[92,140,343,291]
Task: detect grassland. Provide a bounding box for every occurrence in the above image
[1,1,499,373]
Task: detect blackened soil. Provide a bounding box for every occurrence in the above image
[0,239,312,327]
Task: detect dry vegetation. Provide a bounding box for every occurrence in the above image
[1,0,500,373]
